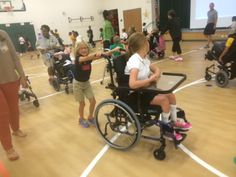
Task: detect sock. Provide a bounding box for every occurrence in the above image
[170,104,177,122]
[161,112,170,124]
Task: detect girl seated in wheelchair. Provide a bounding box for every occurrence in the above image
[73,41,120,128]
[125,32,191,140]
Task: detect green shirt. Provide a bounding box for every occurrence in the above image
[103,20,115,41]
[110,43,124,57]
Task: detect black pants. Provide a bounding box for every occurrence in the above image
[103,40,111,51]
[172,37,182,55]
[89,37,95,47]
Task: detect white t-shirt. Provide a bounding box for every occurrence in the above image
[125,53,151,80]
[36,34,59,60]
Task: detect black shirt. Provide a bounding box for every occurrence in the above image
[74,56,92,82]
[161,17,182,39]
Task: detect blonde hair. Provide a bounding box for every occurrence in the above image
[128,32,148,55]
[74,41,90,57]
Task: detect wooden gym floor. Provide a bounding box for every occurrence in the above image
[0,41,235,177]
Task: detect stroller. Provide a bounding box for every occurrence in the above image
[52,51,75,94]
[148,31,166,59]
[19,77,39,107]
[205,41,236,87]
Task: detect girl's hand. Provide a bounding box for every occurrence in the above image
[94,52,103,58]
[20,76,29,88]
[149,74,158,83]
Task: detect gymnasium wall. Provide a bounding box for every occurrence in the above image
[0,0,104,44]
[103,0,156,35]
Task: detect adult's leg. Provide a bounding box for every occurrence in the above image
[1,81,20,132]
[0,87,12,151]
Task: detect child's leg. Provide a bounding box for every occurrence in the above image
[175,39,182,57]
[150,95,170,123]
[88,97,96,119]
[79,101,85,119]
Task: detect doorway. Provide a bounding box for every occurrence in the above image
[123,8,142,32]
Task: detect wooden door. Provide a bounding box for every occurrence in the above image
[123,8,142,32]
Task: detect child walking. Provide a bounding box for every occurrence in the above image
[161,10,183,61]
[73,41,120,128]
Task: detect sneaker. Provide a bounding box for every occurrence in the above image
[79,118,90,128]
[169,56,176,60]
[174,57,183,61]
[88,118,96,125]
[174,121,192,130]
[12,130,27,137]
[164,131,183,141]
[6,148,19,161]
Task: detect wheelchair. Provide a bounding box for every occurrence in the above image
[51,54,75,94]
[205,41,236,87]
[94,54,190,160]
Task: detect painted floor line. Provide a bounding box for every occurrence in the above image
[179,144,228,177]
[80,78,228,177]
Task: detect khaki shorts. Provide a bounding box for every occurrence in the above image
[73,80,94,102]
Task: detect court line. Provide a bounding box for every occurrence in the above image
[80,79,229,177]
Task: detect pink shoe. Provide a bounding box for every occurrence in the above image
[174,121,192,130]
[169,56,176,60]
[174,57,183,61]
[164,131,183,141]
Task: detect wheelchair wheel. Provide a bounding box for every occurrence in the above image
[52,78,60,91]
[95,99,141,150]
[215,70,229,87]
[153,149,166,160]
[205,73,212,81]
[33,100,40,107]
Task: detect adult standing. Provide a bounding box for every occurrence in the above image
[36,25,59,84]
[87,26,95,48]
[204,2,218,48]
[103,10,115,50]
[0,29,28,161]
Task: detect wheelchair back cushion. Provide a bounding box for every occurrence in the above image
[113,54,130,86]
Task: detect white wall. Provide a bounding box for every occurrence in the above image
[0,0,104,44]
[103,0,156,34]
[0,0,156,43]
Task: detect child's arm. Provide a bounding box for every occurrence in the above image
[150,63,161,78]
[104,47,122,56]
[79,52,103,63]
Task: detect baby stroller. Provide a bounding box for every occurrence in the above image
[148,31,166,59]
[52,51,75,94]
[19,77,39,107]
[95,54,190,160]
[205,41,236,87]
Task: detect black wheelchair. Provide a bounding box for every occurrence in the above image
[94,54,190,160]
[51,54,75,94]
[205,41,236,87]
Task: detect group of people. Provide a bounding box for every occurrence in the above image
[2,2,236,162]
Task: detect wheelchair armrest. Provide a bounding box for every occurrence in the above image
[115,72,186,94]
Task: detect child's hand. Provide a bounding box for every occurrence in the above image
[149,74,158,83]
[95,52,103,58]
